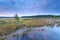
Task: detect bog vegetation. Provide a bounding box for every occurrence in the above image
[0,14,60,37]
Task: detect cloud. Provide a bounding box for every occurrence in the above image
[0,0,60,15]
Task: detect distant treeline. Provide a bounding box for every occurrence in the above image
[21,15,60,18]
[0,15,60,18]
[0,17,14,18]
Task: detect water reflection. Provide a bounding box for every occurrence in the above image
[5,26,60,40]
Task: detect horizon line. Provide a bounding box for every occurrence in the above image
[0,14,60,17]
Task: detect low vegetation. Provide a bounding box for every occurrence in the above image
[0,15,60,39]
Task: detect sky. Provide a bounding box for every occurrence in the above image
[0,0,60,16]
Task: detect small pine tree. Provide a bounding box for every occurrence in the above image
[15,14,20,22]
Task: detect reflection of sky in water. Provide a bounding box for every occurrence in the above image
[5,26,60,40]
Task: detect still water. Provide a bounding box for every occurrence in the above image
[5,25,60,40]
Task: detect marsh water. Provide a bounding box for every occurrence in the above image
[5,24,60,40]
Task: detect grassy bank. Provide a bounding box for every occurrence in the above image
[0,18,60,36]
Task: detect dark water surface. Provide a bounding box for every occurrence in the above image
[5,25,60,40]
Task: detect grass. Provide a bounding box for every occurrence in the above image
[0,18,60,37]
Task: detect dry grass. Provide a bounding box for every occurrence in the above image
[20,18,55,27]
[0,18,59,36]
